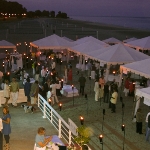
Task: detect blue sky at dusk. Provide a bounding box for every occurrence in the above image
[9,0,150,17]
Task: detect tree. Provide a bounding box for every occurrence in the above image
[35,10,41,17]
[50,11,55,18]
[42,10,49,17]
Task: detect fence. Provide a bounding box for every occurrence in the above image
[38,94,91,149]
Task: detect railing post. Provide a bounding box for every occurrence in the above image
[68,130,71,145]
[38,94,40,107]
[42,103,46,118]
[58,119,61,138]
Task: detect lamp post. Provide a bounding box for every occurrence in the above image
[61,79,63,89]
[25,43,27,54]
[72,85,74,106]
[113,71,116,76]
[80,116,84,125]
[99,134,103,150]
[85,94,88,115]
[19,43,21,51]
[121,124,125,150]
[48,98,52,105]
[60,60,62,74]
[102,109,105,131]
[59,103,62,111]
[89,76,91,94]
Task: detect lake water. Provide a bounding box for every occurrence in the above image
[71,16,150,31]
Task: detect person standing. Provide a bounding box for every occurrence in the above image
[24,78,31,106]
[68,66,72,85]
[110,87,118,113]
[3,79,10,107]
[64,65,68,83]
[78,74,86,96]
[99,75,105,89]
[124,77,130,96]
[10,77,19,107]
[50,81,59,105]
[136,108,143,134]
[30,81,39,106]
[41,66,46,85]
[35,66,40,82]
[2,107,11,150]
[0,116,3,150]
[94,79,100,102]
[146,115,150,142]
[104,82,109,103]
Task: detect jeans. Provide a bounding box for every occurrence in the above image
[146,127,150,142]
[111,103,116,112]
[80,86,85,95]
[104,92,109,103]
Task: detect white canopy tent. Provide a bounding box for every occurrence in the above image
[0,40,16,48]
[120,58,150,79]
[125,36,150,50]
[133,87,150,121]
[123,37,137,43]
[86,43,149,84]
[102,37,122,45]
[69,41,106,55]
[30,34,73,49]
[89,43,150,65]
[73,36,109,47]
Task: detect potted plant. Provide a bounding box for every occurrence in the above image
[74,125,91,150]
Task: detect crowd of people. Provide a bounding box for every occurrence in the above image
[1,50,150,149]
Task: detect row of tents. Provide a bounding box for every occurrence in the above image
[0,35,150,79]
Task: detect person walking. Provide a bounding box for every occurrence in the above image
[2,107,11,150]
[24,78,31,106]
[3,79,10,107]
[110,87,118,113]
[78,74,86,96]
[136,108,143,134]
[10,77,19,107]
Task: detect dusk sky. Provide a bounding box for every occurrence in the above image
[9,0,150,17]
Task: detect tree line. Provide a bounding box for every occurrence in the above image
[0,0,68,19]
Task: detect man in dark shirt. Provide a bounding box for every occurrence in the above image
[104,82,109,103]
[78,74,86,96]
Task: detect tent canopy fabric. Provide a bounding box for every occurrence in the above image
[136,87,150,106]
[69,41,106,55]
[102,37,122,44]
[30,34,73,49]
[120,58,150,78]
[88,43,149,65]
[123,37,137,43]
[62,36,73,42]
[0,40,16,48]
[73,36,109,47]
[125,36,150,50]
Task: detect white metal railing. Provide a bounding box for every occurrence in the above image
[38,94,92,149]
[38,94,77,146]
